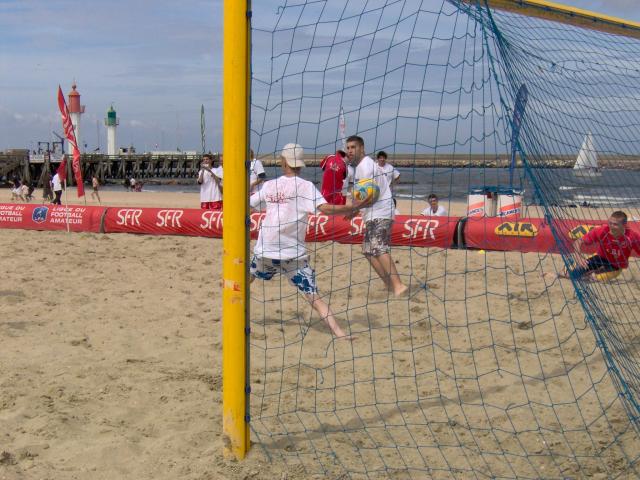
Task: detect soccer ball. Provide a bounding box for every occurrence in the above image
[354,178,380,203]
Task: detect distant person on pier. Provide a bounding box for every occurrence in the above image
[198,153,223,210]
[376,151,400,214]
[249,149,266,195]
[130,177,137,191]
[91,176,102,204]
[320,149,349,205]
[421,194,447,217]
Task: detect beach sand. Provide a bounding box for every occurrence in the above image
[1,189,638,479]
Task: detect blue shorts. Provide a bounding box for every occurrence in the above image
[250,256,318,294]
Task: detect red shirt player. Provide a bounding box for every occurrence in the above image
[320,150,348,205]
[566,210,640,279]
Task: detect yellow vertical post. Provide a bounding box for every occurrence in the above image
[222,0,250,460]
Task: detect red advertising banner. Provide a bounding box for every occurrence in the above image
[101,207,459,248]
[464,217,640,255]
[0,204,104,233]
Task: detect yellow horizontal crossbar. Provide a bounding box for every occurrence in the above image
[462,0,640,39]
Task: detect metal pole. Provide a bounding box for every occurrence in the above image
[222,0,250,460]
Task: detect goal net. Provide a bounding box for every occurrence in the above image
[247,1,640,477]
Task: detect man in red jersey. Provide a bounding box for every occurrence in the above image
[555,211,640,280]
[320,150,349,205]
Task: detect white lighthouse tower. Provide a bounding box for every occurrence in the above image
[105,105,119,155]
[67,83,85,154]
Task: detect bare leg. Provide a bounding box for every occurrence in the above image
[304,293,353,340]
[367,253,407,296]
[366,254,391,290]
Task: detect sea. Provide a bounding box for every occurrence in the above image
[103,167,640,208]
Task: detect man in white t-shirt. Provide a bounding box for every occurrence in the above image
[197,153,223,210]
[249,149,266,195]
[346,135,407,297]
[51,172,63,205]
[250,143,364,339]
[421,193,447,216]
[376,150,400,214]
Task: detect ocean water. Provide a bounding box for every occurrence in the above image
[104,167,640,207]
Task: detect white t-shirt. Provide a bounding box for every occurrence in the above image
[354,155,394,221]
[249,158,266,193]
[421,205,447,217]
[199,167,223,203]
[250,175,327,260]
[379,163,400,189]
[52,174,62,192]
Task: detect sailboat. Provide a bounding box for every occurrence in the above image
[573,132,601,177]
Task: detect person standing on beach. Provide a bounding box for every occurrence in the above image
[346,136,407,297]
[51,171,63,205]
[249,143,364,339]
[249,149,266,195]
[90,176,101,204]
[198,153,223,210]
[320,149,349,205]
[376,151,400,214]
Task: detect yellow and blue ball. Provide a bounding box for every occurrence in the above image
[354,178,380,203]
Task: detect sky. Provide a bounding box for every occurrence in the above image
[0,0,638,153]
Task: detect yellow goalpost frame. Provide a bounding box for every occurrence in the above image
[219,0,639,466]
[464,0,640,39]
[222,0,251,460]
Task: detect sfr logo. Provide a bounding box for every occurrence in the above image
[156,209,183,228]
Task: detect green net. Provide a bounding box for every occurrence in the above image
[248,1,640,477]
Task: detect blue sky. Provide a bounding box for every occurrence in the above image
[0,0,638,153]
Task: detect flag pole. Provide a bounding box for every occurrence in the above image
[64,179,70,233]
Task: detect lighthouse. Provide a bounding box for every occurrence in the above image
[67,83,85,154]
[105,105,119,155]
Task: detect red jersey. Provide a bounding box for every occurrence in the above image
[320,152,348,205]
[582,224,640,269]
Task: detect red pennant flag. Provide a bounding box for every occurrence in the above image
[56,156,67,183]
[57,86,84,197]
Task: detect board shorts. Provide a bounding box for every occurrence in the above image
[363,218,393,256]
[201,201,223,210]
[250,256,318,294]
[569,255,619,279]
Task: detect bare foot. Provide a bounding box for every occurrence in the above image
[393,285,409,297]
[335,334,355,341]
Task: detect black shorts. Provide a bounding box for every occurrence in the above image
[569,255,618,279]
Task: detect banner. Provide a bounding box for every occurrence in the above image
[464,217,640,255]
[0,204,104,232]
[102,207,459,248]
[57,86,84,197]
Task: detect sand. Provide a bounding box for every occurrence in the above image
[1,189,639,479]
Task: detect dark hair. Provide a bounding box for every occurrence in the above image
[611,211,628,224]
[376,151,388,160]
[346,135,364,146]
[336,150,346,157]
[202,153,214,161]
[428,193,438,201]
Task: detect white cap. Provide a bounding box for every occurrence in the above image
[281,143,305,168]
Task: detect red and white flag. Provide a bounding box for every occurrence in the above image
[57,85,84,197]
[56,155,67,183]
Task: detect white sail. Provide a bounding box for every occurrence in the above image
[574,132,599,173]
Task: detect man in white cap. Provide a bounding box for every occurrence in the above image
[249,143,364,340]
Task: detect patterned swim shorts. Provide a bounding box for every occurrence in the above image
[363,218,393,256]
[250,256,318,294]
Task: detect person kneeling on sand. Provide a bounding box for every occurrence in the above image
[546,211,640,281]
[249,143,365,340]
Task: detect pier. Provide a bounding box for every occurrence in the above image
[1,152,639,187]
